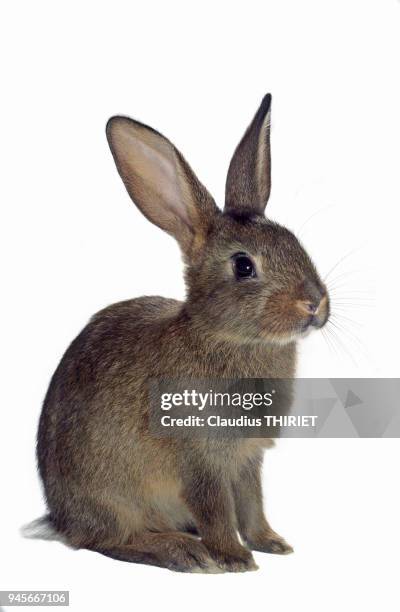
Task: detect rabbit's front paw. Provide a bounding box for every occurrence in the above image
[165,535,221,573]
[246,530,293,555]
[207,543,258,573]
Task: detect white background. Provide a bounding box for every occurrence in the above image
[1,0,400,610]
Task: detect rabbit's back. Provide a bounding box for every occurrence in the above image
[37,297,182,500]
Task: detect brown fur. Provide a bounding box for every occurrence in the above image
[37,94,329,573]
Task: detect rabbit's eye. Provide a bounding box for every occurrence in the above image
[232,253,256,279]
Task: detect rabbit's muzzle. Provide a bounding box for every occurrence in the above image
[297,293,329,331]
[262,278,329,342]
[294,276,329,332]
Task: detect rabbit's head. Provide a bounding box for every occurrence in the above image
[107,95,329,345]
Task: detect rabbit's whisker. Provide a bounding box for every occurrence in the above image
[323,246,365,283]
[325,322,359,366]
[321,327,339,358]
[327,317,372,364]
[296,204,334,239]
[330,312,362,329]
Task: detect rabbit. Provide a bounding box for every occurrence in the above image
[36,94,330,573]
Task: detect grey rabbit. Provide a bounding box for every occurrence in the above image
[37,94,330,572]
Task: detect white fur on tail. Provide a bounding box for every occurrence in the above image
[21,515,65,542]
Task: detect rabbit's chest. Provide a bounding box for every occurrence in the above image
[201,343,297,379]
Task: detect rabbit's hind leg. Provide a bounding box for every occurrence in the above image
[49,493,140,551]
[89,532,221,573]
[51,495,219,572]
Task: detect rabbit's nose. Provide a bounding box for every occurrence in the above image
[297,299,321,316]
[297,292,329,329]
[295,277,329,329]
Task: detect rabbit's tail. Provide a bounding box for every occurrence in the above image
[21,514,65,542]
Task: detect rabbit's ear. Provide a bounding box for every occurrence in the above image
[106,116,218,257]
[224,94,272,215]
